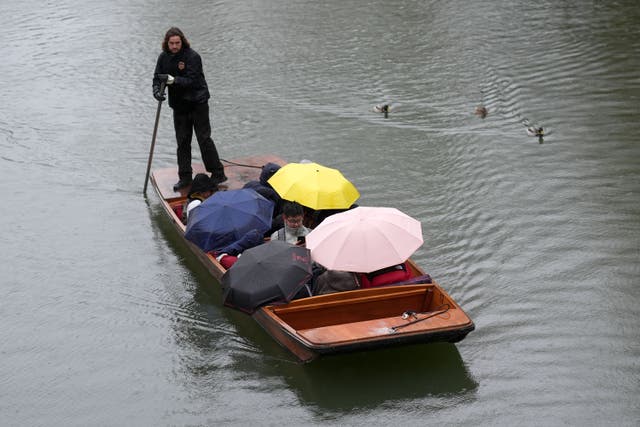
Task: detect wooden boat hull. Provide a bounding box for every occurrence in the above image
[253,282,474,361]
[151,156,474,362]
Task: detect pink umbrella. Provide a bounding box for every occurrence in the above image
[305,206,423,273]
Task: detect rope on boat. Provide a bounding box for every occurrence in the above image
[390,304,451,333]
[221,158,263,169]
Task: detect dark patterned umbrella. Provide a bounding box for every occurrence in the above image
[221,240,312,313]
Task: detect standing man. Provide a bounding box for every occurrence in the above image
[152,27,227,192]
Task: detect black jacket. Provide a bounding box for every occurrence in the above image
[153,47,210,111]
[243,162,283,216]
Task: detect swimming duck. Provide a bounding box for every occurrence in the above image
[474,106,488,118]
[527,126,544,137]
[373,103,393,118]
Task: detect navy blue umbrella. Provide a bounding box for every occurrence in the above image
[221,240,313,313]
[185,188,274,252]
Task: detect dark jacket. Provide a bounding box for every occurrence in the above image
[243,162,282,216]
[153,47,210,111]
[216,229,264,256]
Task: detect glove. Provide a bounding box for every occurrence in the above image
[153,88,166,101]
[157,74,175,85]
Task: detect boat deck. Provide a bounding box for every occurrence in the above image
[152,155,286,202]
[296,308,470,345]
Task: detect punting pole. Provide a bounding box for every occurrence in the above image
[143,82,166,195]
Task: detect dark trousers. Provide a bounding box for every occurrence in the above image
[172,102,224,180]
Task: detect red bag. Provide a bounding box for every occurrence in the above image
[359,262,411,288]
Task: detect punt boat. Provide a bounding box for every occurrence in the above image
[150,155,474,362]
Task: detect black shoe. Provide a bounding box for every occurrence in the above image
[210,174,228,186]
[173,178,192,192]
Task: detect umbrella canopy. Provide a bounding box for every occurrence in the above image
[221,240,312,313]
[305,206,423,273]
[185,188,274,252]
[267,162,360,210]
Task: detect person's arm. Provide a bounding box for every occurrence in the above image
[152,54,167,100]
[173,50,203,88]
[185,199,202,219]
[152,54,165,90]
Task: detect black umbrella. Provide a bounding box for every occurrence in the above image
[221,240,312,313]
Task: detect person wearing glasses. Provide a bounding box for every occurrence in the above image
[271,201,310,245]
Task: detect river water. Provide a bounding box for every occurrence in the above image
[2,1,639,425]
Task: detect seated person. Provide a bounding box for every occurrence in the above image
[270,201,310,245]
[268,215,284,239]
[309,203,359,228]
[302,206,316,229]
[358,262,412,288]
[209,229,264,269]
[291,263,330,299]
[243,162,285,237]
[243,162,283,217]
[184,173,217,221]
[314,269,360,295]
[215,252,238,270]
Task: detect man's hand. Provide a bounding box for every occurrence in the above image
[153,88,166,101]
[157,74,175,85]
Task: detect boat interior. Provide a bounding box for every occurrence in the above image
[265,284,453,331]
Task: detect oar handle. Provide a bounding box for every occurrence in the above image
[143,82,166,194]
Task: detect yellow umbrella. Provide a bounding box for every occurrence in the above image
[267,162,360,210]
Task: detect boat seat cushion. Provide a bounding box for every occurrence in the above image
[172,203,185,222]
[359,262,412,288]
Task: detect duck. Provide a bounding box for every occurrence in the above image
[373,103,394,118]
[373,103,391,114]
[527,126,544,137]
[474,106,488,118]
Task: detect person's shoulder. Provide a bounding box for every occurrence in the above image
[186,198,202,212]
[155,51,168,66]
[183,47,201,58]
[181,48,203,66]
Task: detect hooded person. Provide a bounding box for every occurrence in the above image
[185,173,217,220]
[243,162,284,234]
[243,162,282,212]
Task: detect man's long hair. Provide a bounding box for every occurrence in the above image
[162,27,190,53]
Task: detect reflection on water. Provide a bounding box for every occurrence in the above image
[280,344,476,411]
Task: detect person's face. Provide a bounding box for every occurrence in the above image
[168,35,182,54]
[284,215,303,229]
